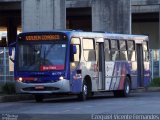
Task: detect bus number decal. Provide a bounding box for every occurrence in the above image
[40,65,64,71]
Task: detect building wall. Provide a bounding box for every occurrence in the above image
[132,22,159,49]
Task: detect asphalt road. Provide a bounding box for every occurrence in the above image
[0,92,160,120]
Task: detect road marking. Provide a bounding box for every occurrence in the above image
[85,105,94,108]
[63,110,71,112]
[74,108,81,110]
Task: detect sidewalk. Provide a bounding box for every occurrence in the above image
[0,87,160,102]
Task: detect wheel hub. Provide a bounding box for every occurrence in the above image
[83,84,87,95]
[126,83,130,94]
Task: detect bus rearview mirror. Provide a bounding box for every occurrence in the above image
[70,45,77,62]
[71,45,77,54]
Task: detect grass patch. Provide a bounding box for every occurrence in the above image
[150,78,160,87]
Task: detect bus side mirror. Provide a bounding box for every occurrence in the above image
[72,45,77,54]
[70,45,77,54]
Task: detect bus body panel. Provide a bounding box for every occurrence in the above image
[15,79,70,94]
[105,61,131,91]
[70,65,83,93]
[144,61,150,86]
[81,61,98,91]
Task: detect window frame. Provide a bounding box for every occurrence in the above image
[82,38,96,62]
[127,40,136,61]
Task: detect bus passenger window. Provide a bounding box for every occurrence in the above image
[128,51,136,61]
[143,41,148,51]
[70,38,80,70]
[127,41,135,50]
[119,40,126,50]
[143,41,149,61]
[120,51,128,60]
[143,51,149,61]
[83,39,96,61]
[111,40,118,50]
[110,40,119,60]
[72,45,80,62]
[119,40,128,60]
[127,40,136,61]
[104,40,111,61]
[111,51,119,60]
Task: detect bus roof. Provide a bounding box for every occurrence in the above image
[19,30,149,42]
[68,31,148,41]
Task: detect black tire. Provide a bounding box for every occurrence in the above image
[122,76,131,97]
[34,95,44,102]
[78,81,89,101]
[114,77,131,97]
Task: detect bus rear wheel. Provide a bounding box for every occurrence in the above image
[122,76,131,97]
[34,95,44,102]
[114,76,131,97]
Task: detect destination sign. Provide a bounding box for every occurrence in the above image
[25,35,61,41]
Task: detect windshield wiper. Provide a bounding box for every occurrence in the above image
[43,47,46,65]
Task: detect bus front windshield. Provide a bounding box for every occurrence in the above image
[18,43,66,71]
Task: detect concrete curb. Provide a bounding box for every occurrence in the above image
[0,87,160,102]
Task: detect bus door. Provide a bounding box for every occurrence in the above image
[136,44,144,87]
[96,38,105,90]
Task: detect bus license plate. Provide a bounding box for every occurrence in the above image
[35,86,44,90]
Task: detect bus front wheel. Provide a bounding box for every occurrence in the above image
[78,81,89,101]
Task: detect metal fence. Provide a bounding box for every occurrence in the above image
[0,47,14,84]
[150,49,160,79]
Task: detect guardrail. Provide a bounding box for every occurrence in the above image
[0,47,14,84]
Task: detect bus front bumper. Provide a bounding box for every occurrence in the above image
[15,79,71,94]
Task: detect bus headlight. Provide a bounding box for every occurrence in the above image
[18,77,23,82]
[59,76,64,80]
